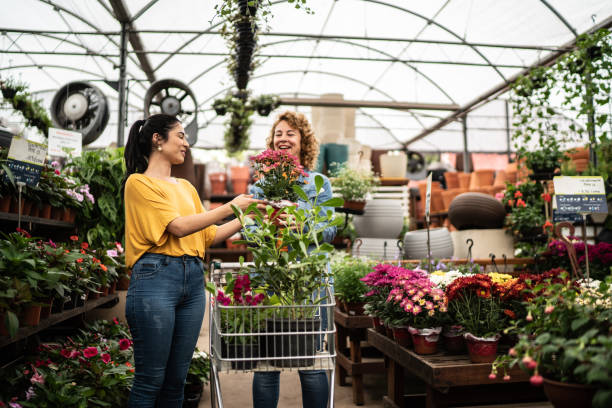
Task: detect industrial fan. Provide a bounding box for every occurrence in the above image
[144,79,198,146]
[405,150,427,179]
[50,82,110,145]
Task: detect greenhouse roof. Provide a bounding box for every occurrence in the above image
[1,0,612,154]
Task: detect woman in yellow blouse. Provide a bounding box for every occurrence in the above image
[123,114,262,407]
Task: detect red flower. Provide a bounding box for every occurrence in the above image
[541,193,551,202]
[119,338,132,351]
[60,349,71,358]
[54,169,60,175]
[101,353,111,364]
[542,220,553,232]
[16,227,31,238]
[70,235,79,241]
[516,198,526,207]
[503,309,516,319]
[81,242,89,250]
[530,374,543,386]
[100,264,108,271]
[113,317,120,325]
[76,258,83,263]
[83,347,98,358]
[514,191,523,198]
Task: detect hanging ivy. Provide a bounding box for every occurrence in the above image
[0,76,52,137]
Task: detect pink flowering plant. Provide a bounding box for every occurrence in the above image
[207,273,268,345]
[541,238,612,281]
[250,149,308,202]
[491,275,612,407]
[386,271,448,329]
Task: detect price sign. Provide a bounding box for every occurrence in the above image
[552,209,583,223]
[5,137,46,186]
[553,176,607,214]
[48,127,82,157]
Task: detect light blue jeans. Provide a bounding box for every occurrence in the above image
[253,371,329,408]
[126,253,205,408]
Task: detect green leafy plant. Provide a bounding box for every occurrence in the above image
[251,93,280,116]
[1,76,51,136]
[187,348,211,386]
[331,165,378,202]
[332,255,373,303]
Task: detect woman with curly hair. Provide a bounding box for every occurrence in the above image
[249,110,336,408]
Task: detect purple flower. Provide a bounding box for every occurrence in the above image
[48,239,56,248]
[107,249,118,257]
[25,386,35,401]
[51,161,60,168]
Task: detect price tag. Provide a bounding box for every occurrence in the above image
[425,172,432,222]
[553,176,607,214]
[5,137,46,186]
[552,209,583,223]
[48,127,82,157]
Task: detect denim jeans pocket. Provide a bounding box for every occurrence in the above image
[132,260,161,280]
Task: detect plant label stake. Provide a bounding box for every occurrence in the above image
[425,172,432,274]
[17,181,25,229]
[553,176,608,282]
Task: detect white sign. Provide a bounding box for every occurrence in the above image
[48,127,82,157]
[7,136,47,165]
[425,172,433,221]
[553,176,606,195]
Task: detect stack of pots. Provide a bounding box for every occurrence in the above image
[402,227,454,260]
[352,199,404,260]
[230,165,250,194]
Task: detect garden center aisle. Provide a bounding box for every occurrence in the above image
[195,308,385,407]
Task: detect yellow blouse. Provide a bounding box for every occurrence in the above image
[124,174,217,268]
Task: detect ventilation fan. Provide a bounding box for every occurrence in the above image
[405,150,427,179]
[144,79,198,146]
[50,82,110,145]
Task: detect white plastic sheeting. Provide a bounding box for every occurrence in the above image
[1,0,611,152]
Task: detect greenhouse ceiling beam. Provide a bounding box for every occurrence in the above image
[108,0,156,83]
[0,28,571,52]
[403,14,612,147]
[278,97,459,111]
[539,0,578,36]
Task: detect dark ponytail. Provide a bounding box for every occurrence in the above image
[122,113,180,198]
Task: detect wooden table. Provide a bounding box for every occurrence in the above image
[335,310,385,405]
[367,329,546,408]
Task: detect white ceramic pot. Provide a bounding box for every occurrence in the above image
[450,229,514,259]
[380,152,408,178]
[353,200,404,239]
[352,238,401,260]
[403,228,453,260]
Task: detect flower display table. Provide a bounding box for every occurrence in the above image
[334,310,385,405]
[367,329,546,408]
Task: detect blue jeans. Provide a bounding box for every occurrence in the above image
[253,371,328,408]
[126,253,206,408]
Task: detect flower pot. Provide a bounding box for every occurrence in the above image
[542,377,596,408]
[465,333,500,363]
[109,281,117,294]
[209,172,227,195]
[20,305,41,327]
[101,286,110,297]
[408,327,441,355]
[22,200,32,216]
[117,276,130,290]
[214,106,227,116]
[266,318,319,368]
[385,325,394,339]
[448,192,506,230]
[51,206,64,220]
[40,298,54,320]
[343,200,366,211]
[0,196,11,213]
[230,166,250,194]
[442,326,466,354]
[30,204,40,218]
[334,296,346,313]
[41,204,52,219]
[51,296,67,314]
[344,302,366,316]
[392,327,412,348]
[89,289,100,300]
[221,339,259,370]
[444,172,459,189]
[1,87,17,99]
[9,198,25,215]
[182,391,202,408]
[62,208,76,223]
[403,227,454,259]
[380,152,407,178]
[226,238,245,250]
[372,316,385,334]
[257,106,272,116]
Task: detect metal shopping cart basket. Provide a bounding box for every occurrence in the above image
[208,262,336,408]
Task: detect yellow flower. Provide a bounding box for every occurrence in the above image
[489,272,513,284]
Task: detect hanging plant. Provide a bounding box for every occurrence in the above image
[252,94,280,116]
[1,76,51,137]
[215,93,255,154]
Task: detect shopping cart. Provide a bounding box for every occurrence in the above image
[208,262,336,408]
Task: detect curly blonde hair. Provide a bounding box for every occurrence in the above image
[266,110,319,171]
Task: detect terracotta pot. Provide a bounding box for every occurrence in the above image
[385,326,394,339]
[89,290,100,300]
[51,206,63,220]
[566,146,589,160]
[225,238,246,250]
[469,169,495,189]
[209,172,227,195]
[443,172,459,189]
[20,305,42,327]
[443,332,465,354]
[62,208,76,223]
[392,327,412,348]
[10,198,25,215]
[0,196,11,213]
[343,200,366,211]
[465,333,499,363]
[30,204,40,218]
[109,281,117,294]
[493,170,507,187]
[40,298,54,320]
[41,204,52,219]
[231,179,249,195]
[409,327,441,355]
[458,172,471,189]
[344,302,366,316]
[22,200,33,216]
[117,276,130,290]
[572,158,589,173]
[441,189,467,211]
[372,316,385,334]
[101,286,110,297]
[230,166,250,194]
[542,377,596,408]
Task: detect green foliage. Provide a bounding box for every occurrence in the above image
[1,76,51,136]
[448,290,506,338]
[332,255,374,303]
[330,165,378,202]
[187,348,211,385]
[64,148,125,248]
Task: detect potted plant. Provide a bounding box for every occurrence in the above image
[249,149,308,206]
[522,138,567,178]
[251,94,280,117]
[385,270,448,354]
[209,273,266,370]
[492,274,612,408]
[332,255,373,315]
[184,348,211,407]
[331,165,378,211]
[234,175,343,367]
[446,274,508,363]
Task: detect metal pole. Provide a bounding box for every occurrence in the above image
[462,116,470,172]
[585,72,597,167]
[117,22,128,147]
[505,100,512,161]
